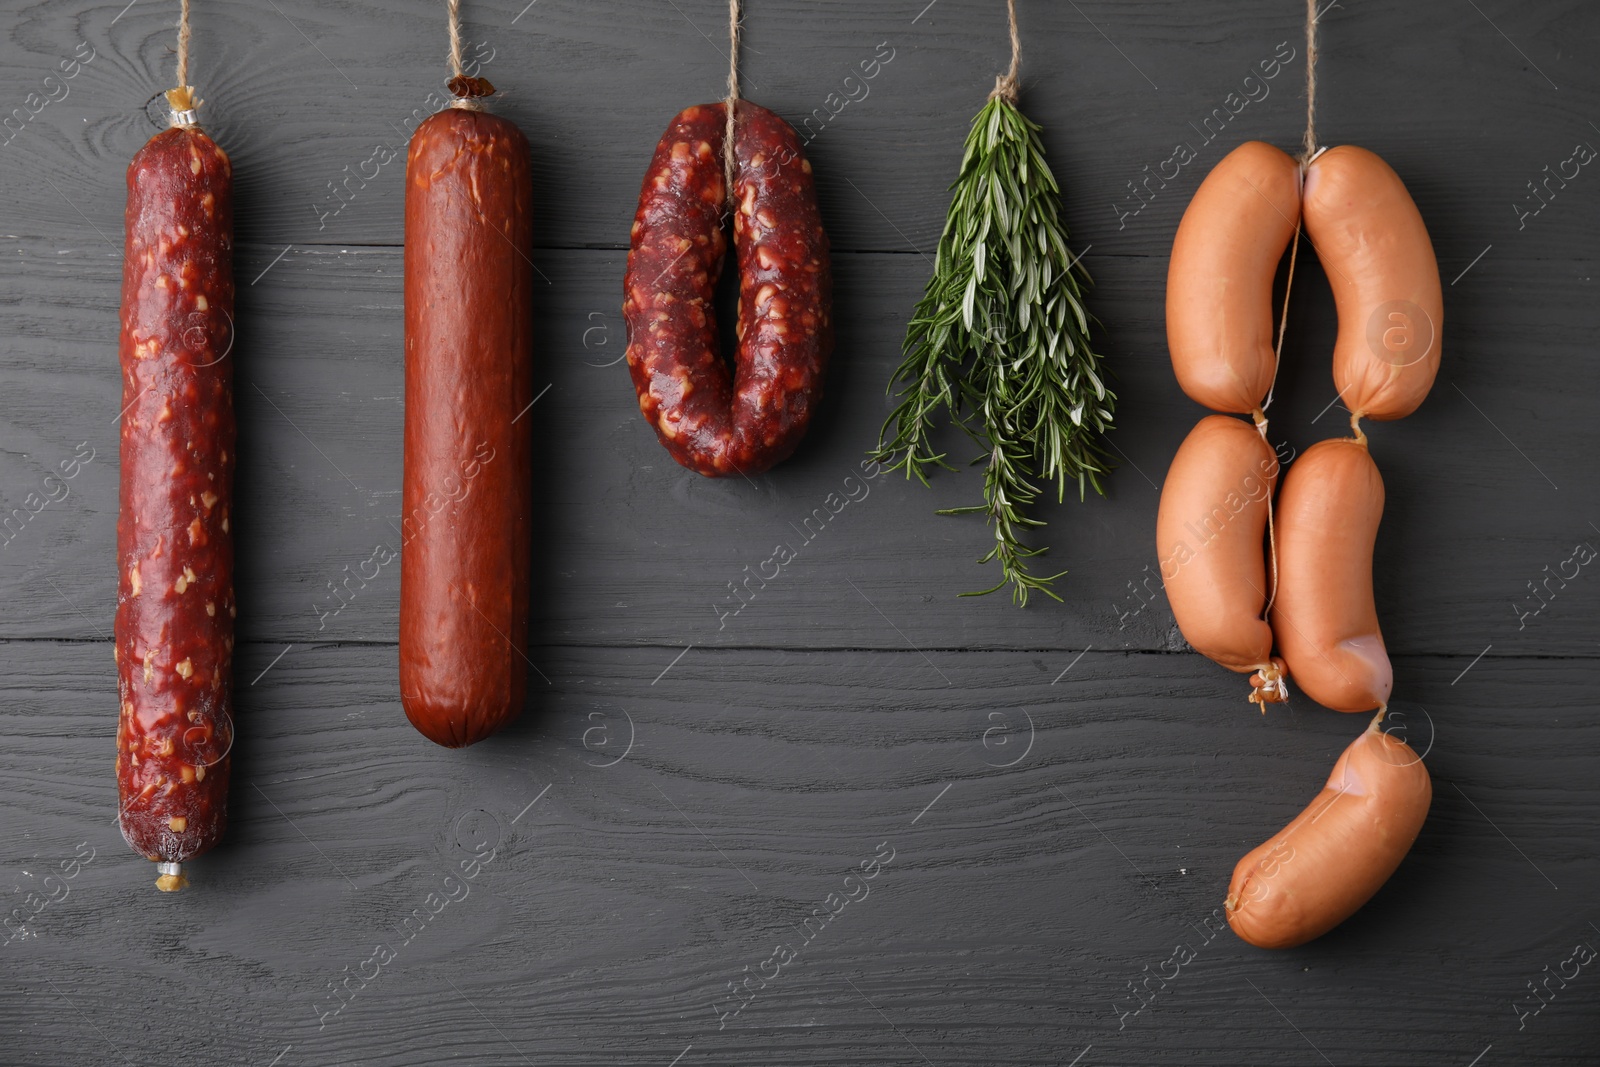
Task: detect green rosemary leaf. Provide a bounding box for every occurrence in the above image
[870,93,1117,607]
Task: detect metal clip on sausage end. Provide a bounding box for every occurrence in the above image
[154,861,188,893]
[446,75,495,112]
[165,86,201,130]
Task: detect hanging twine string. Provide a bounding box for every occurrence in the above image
[1301,0,1320,163]
[1247,0,1328,700]
[1265,0,1319,408]
[989,0,1021,103]
[1253,405,1282,611]
[176,0,191,87]
[1253,178,1305,624]
[1265,0,1328,563]
[165,0,200,128]
[446,0,493,110]
[723,0,742,210]
[448,0,465,78]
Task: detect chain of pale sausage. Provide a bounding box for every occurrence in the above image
[1163,140,1440,947]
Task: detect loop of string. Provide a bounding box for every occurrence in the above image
[1253,0,1326,643]
[1252,407,1282,622]
[723,0,742,210]
[167,0,200,128]
[1260,216,1301,416]
[989,0,1021,103]
[447,0,487,110]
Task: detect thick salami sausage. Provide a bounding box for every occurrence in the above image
[400,92,533,748]
[116,121,236,891]
[623,102,832,477]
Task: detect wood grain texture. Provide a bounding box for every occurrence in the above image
[0,641,1597,1065]
[0,0,1596,256]
[0,0,1595,1063]
[0,241,1594,660]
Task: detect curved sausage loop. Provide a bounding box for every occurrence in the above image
[1302,146,1442,421]
[623,102,833,477]
[1166,141,1302,415]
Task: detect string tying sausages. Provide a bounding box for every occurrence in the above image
[1242,0,1324,691]
[1162,0,1442,949]
[1300,0,1321,165]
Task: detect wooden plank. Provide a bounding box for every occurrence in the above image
[0,1,1593,257]
[0,640,1595,1064]
[0,0,1595,1061]
[0,240,1595,661]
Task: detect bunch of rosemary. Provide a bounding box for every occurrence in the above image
[873,91,1114,606]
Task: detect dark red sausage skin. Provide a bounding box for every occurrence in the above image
[116,126,236,876]
[400,108,533,748]
[623,102,832,477]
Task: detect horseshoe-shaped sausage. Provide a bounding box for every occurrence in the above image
[623,102,833,477]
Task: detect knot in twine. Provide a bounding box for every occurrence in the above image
[988,0,1021,103]
[447,0,491,110]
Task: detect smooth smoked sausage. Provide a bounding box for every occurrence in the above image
[1302,146,1442,421]
[1166,141,1301,414]
[116,123,236,890]
[1156,415,1285,700]
[401,100,534,748]
[623,102,832,477]
[1226,713,1431,948]
[1270,437,1391,713]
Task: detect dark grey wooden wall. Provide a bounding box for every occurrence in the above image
[1,0,1597,1063]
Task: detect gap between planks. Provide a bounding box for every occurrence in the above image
[0,636,1592,663]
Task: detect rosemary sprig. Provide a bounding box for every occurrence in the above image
[873,94,1115,606]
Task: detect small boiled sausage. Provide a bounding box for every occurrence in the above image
[1302,146,1442,421]
[116,121,236,890]
[1270,436,1391,712]
[401,90,534,748]
[1226,712,1431,948]
[1166,141,1301,414]
[1156,415,1285,700]
[623,102,832,476]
